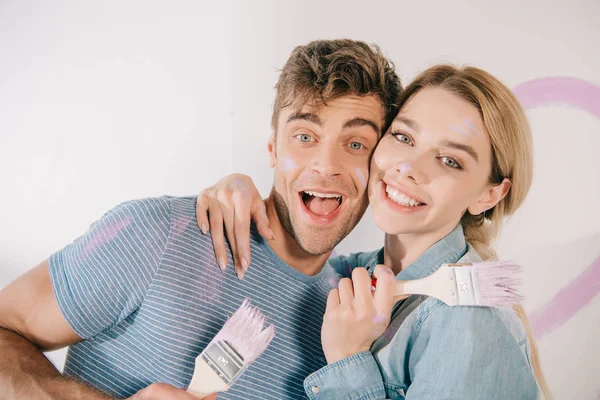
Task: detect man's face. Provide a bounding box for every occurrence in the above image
[269,95,384,255]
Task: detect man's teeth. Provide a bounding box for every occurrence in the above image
[304,191,342,200]
[385,186,422,207]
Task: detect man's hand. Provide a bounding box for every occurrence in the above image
[321,265,397,365]
[129,383,217,400]
[195,173,272,279]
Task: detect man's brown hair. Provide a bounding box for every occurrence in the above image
[272,39,402,133]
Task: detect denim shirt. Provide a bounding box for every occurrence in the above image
[304,225,538,400]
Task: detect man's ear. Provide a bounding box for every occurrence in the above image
[467,178,512,216]
[268,129,276,168]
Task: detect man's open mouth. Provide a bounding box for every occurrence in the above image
[300,190,343,216]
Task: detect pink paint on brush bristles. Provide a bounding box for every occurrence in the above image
[470,260,524,307]
[210,299,275,363]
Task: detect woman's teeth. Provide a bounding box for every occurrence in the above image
[385,186,422,207]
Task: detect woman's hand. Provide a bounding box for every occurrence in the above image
[321,265,397,365]
[195,174,273,279]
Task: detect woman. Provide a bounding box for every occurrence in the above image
[197,65,550,399]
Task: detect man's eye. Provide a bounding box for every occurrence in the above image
[391,132,413,145]
[349,142,364,150]
[296,134,313,143]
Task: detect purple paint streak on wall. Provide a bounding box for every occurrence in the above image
[514,76,600,339]
[513,76,600,120]
[530,256,600,339]
[84,215,133,255]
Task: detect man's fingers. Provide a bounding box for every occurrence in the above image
[372,264,397,318]
[195,192,210,235]
[208,197,228,271]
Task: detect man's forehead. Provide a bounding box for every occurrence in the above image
[281,95,384,129]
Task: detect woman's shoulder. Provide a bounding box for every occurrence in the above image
[327,248,383,278]
[416,297,527,348]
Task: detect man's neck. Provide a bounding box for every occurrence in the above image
[263,195,331,277]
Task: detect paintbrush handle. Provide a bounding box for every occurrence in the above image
[394,278,436,297]
[187,356,229,398]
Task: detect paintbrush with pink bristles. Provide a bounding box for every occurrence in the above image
[372,260,523,307]
[187,299,276,398]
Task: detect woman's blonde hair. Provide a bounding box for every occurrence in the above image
[397,65,551,399]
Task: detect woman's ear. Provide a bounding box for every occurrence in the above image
[467,178,512,216]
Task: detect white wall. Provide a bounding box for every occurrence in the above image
[1,1,599,399]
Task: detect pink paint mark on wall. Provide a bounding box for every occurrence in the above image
[530,256,600,339]
[84,215,133,254]
[514,76,600,119]
[514,76,600,338]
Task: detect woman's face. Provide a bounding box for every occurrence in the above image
[368,87,506,237]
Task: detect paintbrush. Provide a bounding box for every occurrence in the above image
[187,299,275,398]
[372,260,523,307]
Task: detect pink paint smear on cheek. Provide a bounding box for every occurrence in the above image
[355,168,367,187]
[280,157,298,172]
[398,163,412,175]
[84,216,133,255]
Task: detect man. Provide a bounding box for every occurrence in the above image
[0,39,401,399]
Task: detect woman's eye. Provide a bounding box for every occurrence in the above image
[441,156,462,169]
[392,133,413,145]
[349,142,364,150]
[296,134,313,143]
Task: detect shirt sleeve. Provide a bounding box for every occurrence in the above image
[48,197,172,339]
[405,305,539,400]
[303,351,387,400]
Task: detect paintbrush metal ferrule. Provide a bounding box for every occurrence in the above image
[447,265,481,306]
[200,340,246,385]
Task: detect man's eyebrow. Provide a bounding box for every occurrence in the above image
[441,140,480,163]
[286,112,322,126]
[394,116,419,130]
[343,118,380,136]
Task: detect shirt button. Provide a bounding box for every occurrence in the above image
[311,385,320,394]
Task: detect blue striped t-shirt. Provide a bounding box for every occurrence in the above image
[49,196,340,399]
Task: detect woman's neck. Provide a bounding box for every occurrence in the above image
[383,225,459,275]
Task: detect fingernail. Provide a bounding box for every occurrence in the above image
[242,256,249,270]
[236,265,246,280]
[201,223,208,234]
[218,257,226,271]
[268,228,275,240]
